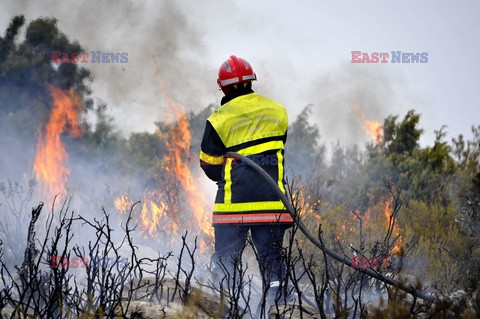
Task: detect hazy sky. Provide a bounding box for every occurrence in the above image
[1,0,479,147]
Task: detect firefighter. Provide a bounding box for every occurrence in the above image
[199,55,293,309]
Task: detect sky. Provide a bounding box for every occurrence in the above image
[1,0,479,147]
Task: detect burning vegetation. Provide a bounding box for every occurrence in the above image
[1,15,480,318]
[33,88,85,201]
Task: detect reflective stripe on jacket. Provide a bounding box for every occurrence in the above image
[200,92,293,226]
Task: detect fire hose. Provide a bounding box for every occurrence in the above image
[225,152,434,303]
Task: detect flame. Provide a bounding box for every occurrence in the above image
[159,94,214,239]
[140,195,170,237]
[293,187,321,229]
[385,198,402,255]
[363,120,383,145]
[115,192,179,241]
[115,194,132,214]
[34,88,83,200]
[353,104,384,145]
[112,92,214,250]
[294,187,320,215]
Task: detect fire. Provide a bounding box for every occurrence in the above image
[353,104,384,145]
[363,120,383,145]
[294,187,320,216]
[115,191,179,243]
[111,92,215,250]
[115,193,179,241]
[158,94,214,239]
[115,194,132,214]
[140,194,170,237]
[117,92,213,248]
[292,186,321,229]
[34,88,83,200]
[385,198,402,255]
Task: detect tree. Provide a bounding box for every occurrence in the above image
[285,105,325,178]
[0,16,91,94]
[0,16,93,179]
[452,125,480,173]
[383,110,423,155]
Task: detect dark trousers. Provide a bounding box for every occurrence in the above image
[212,224,289,284]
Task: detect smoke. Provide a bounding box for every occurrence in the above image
[0,0,415,265]
[303,62,404,147]
[0,1,218,246]
[1,0,214,134]
[1,1,410,145]
[224,56,407,150]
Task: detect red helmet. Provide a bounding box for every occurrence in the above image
[217,55,257,88]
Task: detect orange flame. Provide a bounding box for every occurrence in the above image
[140,194,170,237]
[120,92,213,249]
[385,198,402,255]
[115,194,132,214]
[353,104,384,145]
[159,94,214,239]
[119,191,178,244]
[34,88,83,200]
[363,120,383,145]
[112,92,214,250]
[294,187,321,228]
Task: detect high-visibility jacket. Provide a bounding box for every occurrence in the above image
[199,92,293,226]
